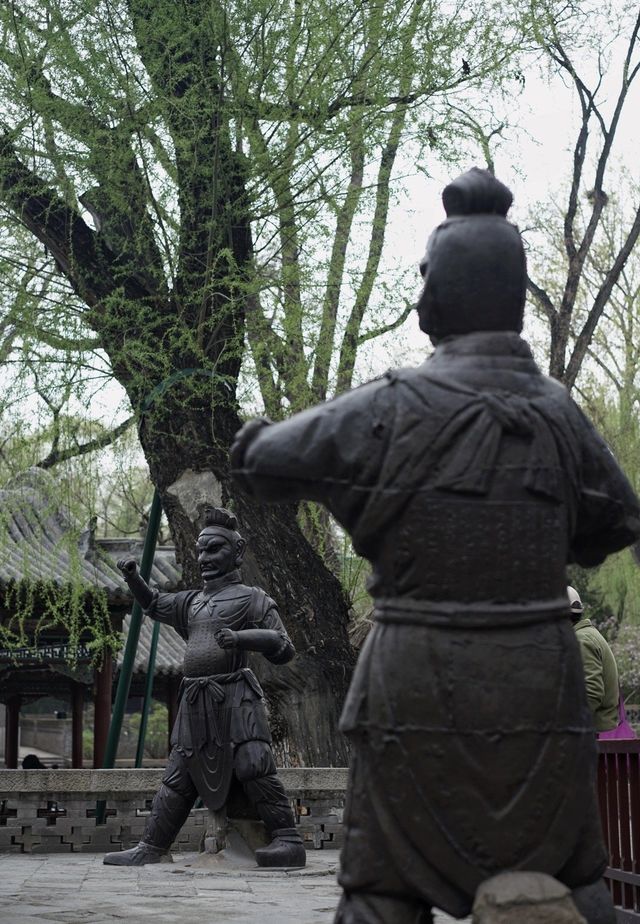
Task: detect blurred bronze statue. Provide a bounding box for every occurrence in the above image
[103,506,305,868]
[231,169,640,922]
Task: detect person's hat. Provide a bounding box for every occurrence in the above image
[567,586,584,614]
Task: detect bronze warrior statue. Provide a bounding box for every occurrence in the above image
[103,507,305,868]
[231,169,640,922]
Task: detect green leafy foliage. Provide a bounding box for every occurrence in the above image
[0,1,545,661]
[0,0,540,434]
[0,1,607,686]
[128,700,170,761]
[0,577,116,666]
[0,469,119,663]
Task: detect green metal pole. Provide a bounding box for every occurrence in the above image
[134,618,161,767]
[97,488,162,820]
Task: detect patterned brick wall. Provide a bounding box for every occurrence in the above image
[0,769,347,855]
[0,792,208,854]
[294,790,345,850]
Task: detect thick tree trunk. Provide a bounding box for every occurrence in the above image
[234,491,354,766]
[139,393,355,766]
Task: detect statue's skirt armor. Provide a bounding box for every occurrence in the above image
[171,669,272,811]
[339,609,605,918]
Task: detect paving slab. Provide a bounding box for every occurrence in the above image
[0,851,468,923]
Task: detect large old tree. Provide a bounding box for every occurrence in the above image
[0,0,538,763]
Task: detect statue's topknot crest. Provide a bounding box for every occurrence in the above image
[442,166,513,218]
[416,167,525,341]
[203,507,238,530]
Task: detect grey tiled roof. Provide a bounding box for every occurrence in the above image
[95,538,182,599]
[0,468,182,605]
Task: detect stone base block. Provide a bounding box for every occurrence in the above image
[473,872,587,924]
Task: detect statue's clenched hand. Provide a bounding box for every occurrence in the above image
[215,628,239,649]
[230,417,272,470]
[115,559,154,610]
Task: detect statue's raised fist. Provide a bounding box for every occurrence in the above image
[117,558,138,576]
[215,628,239,649]
[230,417,272,470]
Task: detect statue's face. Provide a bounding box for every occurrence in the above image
[196,527,238,581]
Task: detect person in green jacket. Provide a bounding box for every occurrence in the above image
[568,586,619,732]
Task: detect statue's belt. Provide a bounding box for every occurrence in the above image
[180,668,264,705]
[374,597,570,629]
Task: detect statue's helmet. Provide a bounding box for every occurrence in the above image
[416,167,527,341]
[200,506,243,544]
[567,585,584,615]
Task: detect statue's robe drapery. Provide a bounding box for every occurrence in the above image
[235,331,640,917]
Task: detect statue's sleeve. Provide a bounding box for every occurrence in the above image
[249,588,295,665]
[144,590,192,640]
[232,378,392,534]
[570,407,640,567]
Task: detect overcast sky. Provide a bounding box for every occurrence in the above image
[374,15,640,376]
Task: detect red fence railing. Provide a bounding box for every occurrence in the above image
[598,740,640,921]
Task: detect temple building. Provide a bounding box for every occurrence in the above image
[0,469,183,768]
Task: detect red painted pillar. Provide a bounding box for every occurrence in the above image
[5,696,21,769]
[71,682,84,769]
[93,650,112,768]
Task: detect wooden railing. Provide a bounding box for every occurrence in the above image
[598,740,640,921]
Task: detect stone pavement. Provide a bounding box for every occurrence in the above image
[0,850,468,924]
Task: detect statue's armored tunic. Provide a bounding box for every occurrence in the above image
[146,570,293,810]
[234,330,640,917]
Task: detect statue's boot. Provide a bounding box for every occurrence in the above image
[243,768,307,868]
[103,841,169,866]
[255,827,306,868]
[103,782,194,866]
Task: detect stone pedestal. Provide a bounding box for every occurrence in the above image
[192,804,269,869]
[472,872,587,924]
